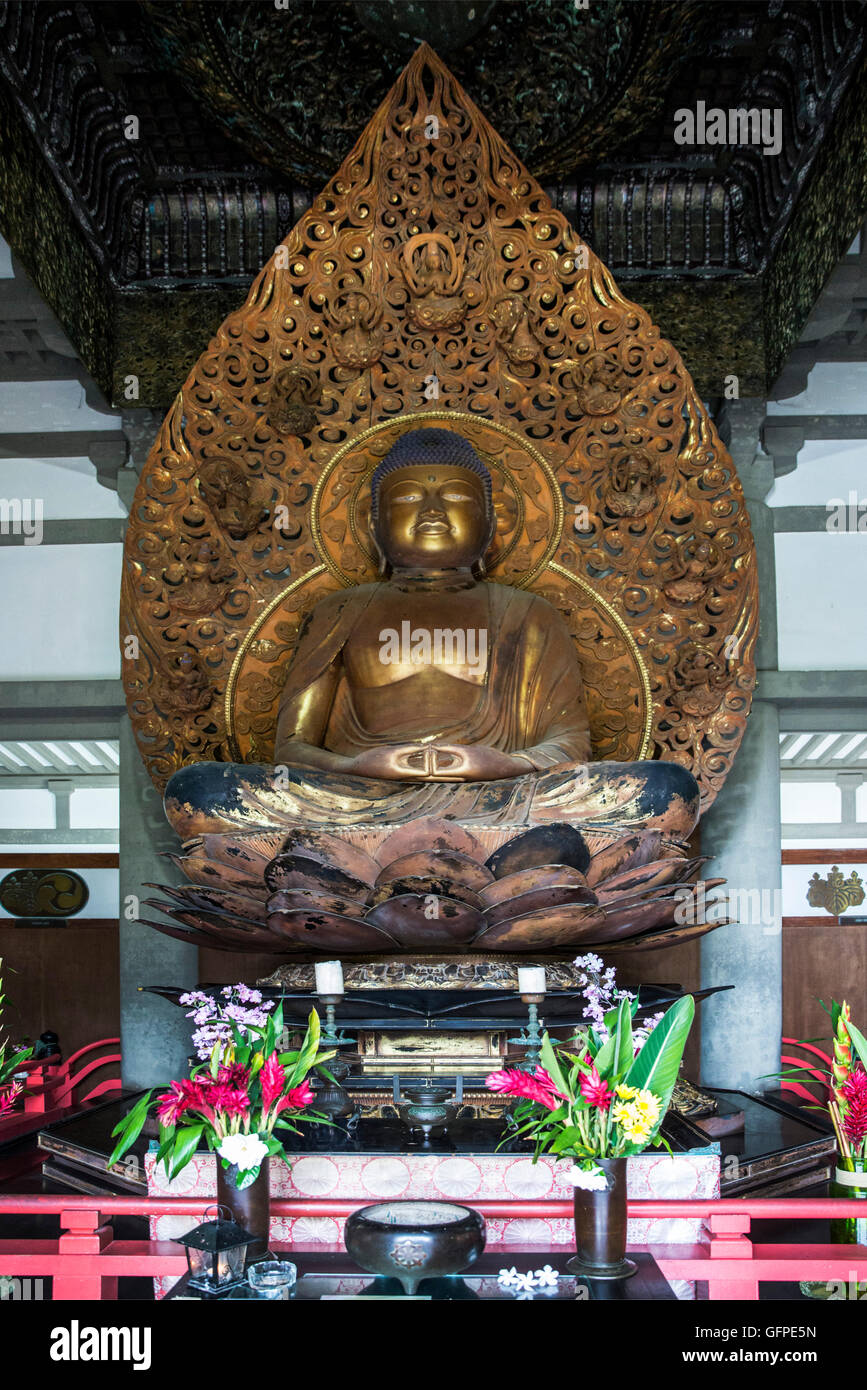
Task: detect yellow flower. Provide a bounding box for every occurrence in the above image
[611,1088,661,1148]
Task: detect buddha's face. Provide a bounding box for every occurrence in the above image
[373,464,491,571]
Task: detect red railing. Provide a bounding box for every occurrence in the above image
[1,1193,866,1300]
[0,1039,121,1143]
[780,1036,833,1106]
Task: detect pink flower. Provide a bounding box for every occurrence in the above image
[842,1066,867,1145]
[0,1079,23,1116]
[215,1062,249,1090]
[207,1084,250,1117]
[579,1064,613,1112]
[156,1079,207,1127]
[485,1068,564,1112]
[260,1052,286,1112]
[276,1080,315,1114]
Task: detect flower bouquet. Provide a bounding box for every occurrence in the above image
[109,1004,334,1190]
[776,998,867,1294]
[0,961,33,1117]
[777,1000,867,1171]
[486,975,694,1277]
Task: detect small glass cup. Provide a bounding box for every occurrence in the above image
[247,1259,298,1300]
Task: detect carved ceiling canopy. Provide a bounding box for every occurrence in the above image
[121,45,757,812]
[0,2,865,404]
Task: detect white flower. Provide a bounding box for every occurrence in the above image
[534,1265,558,1287]
[218,1133,268,1171]
[497,1266,521,1288]
[569,1164,609,1191]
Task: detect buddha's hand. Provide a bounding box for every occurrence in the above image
[347,743,529,781]
[346,744,437,780]
[423,744,533,781]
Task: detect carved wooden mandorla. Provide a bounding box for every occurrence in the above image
[122,45,756,959]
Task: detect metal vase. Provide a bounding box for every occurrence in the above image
[566,1157,637,1280]
[216,1155,271,1263]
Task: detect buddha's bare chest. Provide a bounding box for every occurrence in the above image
[344,591,490,689]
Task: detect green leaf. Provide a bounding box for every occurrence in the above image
[624,995,695,1137]
[550,1126,585,1154]
[167,1123,205,1180]
[538,1033,569,1097]
[593,997,633,1084]
[285,1009,322,1089]
[845,1018,867,1075]
[233,1163,261,1190]
[107,1090,154,1166]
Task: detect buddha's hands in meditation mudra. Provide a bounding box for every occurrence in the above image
[164,428,699,837]
[344,742,533,782]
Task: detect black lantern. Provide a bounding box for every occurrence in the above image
[177,1205,256,1295]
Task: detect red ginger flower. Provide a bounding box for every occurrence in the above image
[485,1067,565,1112]
[841,1066,867,1146]
[215,1062,249,1090]
[156,1079,209,1127]
[0,1078,23,1116]
[833,1001,853,1107]
[207,1084,250,1117]
[276,1079,315,1114]
[260,1051,287,1111]
[579,1063,613,1112]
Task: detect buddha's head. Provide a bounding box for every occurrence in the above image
[369,428,495,576]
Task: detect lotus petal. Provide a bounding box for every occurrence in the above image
[585,831,665,886]
[375,850,492,892]
[199,831,285,874]
[266,909,399,953]
[266,888,368,920]
[369,876,483,911]
[596,880,692,909]
[585,835,644,886]
[473,901,606,950]
[602,918,727,954]
[169,854,268,895]
[366,894,481,947]
[275,829,379,886]
[144,901,283,950]
[138,917,289,952]
[145,882,267,922]
[373,817,485,865]
[587,895,690,942]
[480,865,594,909]
[593,856,708,897]
[264,854,371,900]
[482,884,599,928]
[486,823,591,878]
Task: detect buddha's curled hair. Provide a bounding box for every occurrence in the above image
[369,427,493,521]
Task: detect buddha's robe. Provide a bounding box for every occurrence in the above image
[164,582,699,841]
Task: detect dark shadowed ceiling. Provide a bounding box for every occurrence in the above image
[0,0,865,404]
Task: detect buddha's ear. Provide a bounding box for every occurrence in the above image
[475,504,497,579]
[367,509,390,578]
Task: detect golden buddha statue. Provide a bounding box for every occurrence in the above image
[164,429,699,842]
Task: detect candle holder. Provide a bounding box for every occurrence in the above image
[508,992,545,1072]
[317,993,355,1049]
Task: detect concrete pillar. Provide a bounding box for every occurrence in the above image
[700,398,782,1089]
[118,715,197,1088]
[700,700,783,1090]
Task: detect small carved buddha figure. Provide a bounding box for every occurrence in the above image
[165,429,699,838]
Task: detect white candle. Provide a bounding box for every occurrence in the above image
[314,960,344,995]
[517,966,546,995]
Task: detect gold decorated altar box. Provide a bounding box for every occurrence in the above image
[354,1028,507,1077]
